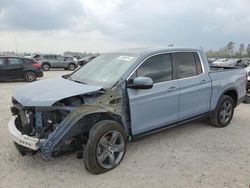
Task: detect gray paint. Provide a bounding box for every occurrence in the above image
[13,77,102,106]
[128,80,179,134]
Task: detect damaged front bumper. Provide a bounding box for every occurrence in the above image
[8,116,42,151]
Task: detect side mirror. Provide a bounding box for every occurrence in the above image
[127,77,153,89]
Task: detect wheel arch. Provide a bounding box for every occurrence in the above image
[77,112,128,136]
[41,107,129,161]
[222,88,238,107]
[42,62,50,67]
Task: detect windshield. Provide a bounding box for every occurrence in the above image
[70,53,139,87]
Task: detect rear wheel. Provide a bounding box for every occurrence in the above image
[84,120,127,174]
[24,71,37,82]
[68,63,76,71]
[209,95,234,127]
[42,63,50,71]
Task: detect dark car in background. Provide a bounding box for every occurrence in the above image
[78,56,97,66]
[0,57,43,82]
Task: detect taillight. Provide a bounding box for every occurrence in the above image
[32,63,41,69]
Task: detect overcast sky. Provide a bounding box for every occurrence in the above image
[0,0,249,53]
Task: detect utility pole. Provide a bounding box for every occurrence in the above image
[14,37,18,54]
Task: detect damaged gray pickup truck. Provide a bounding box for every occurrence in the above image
[8,47,246,174]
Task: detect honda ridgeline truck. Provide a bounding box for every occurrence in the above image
[8,48,246,174]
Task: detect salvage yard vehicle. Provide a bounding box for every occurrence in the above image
[0,56,43,82]
[8,47,246,174]
[36,54,78,71]
[78,55,98,66]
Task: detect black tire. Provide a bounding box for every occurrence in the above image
[68,63,76,71]
[243,94,250,104]
[209,95,235,127]
[84,120,127,174]
[42,63,50,71]
[24,71,37,82]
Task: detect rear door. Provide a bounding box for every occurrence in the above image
[47,55,58,68]
[173,52,212,120]
[52,55,68,68]
[127,53,180,135]
[5,57,24,79]
[61,56,70,68]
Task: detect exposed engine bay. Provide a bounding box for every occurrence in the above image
[10,85,128,159]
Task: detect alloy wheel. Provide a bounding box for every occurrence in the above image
[220,101,233,124]
[96,130,125,169]
[25,72,36,82]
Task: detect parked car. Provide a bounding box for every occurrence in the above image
[78,56,97,66]
[212,58,245,67]
[8,48,246,174]
[0,56,43,82]
[35,54,78,71]
[245,66,250,90]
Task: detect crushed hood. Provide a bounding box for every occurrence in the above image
[13,77,102,106]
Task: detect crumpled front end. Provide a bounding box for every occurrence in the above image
[9,97,72,155]
[8,85,127,159]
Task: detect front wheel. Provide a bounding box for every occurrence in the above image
[84,120,127,174]
[209,95,235,127]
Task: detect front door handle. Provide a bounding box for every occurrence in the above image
[168,87,177,92]
[200,80,207,84]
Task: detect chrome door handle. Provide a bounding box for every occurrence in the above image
[168,87,177,92]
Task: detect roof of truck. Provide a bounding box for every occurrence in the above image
[109,47,201,55]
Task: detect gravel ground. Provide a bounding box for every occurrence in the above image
[0,70,250,188]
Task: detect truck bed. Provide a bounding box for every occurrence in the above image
[208,66,246,110]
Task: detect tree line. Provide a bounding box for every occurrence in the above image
[206,42,250,58]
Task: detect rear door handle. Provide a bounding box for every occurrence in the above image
[168,87,177,92]
[200,80,207,84]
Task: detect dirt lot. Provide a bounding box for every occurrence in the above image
[0,70,250,188]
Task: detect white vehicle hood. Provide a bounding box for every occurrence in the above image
[13,77,102,106]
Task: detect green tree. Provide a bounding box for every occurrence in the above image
[226,41,235,57]
[239,43,245,57]
[246,44,250,57]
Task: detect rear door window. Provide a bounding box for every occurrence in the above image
[174,52,202,79]
[194,52,203,74]
[8,58,23,65]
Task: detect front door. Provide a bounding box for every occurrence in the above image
[127,53,180,135]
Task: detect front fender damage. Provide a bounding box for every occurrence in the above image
[41,85,129,161]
